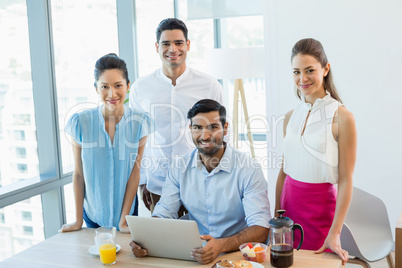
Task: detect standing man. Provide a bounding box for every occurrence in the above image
[129,18,223,214]
[130,99,271,264]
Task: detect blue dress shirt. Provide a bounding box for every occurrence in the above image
[65,105,152,229]
[152,146,271,238]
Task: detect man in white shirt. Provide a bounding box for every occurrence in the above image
[129,18,223,214]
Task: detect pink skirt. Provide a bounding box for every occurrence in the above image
[280,175,337,251]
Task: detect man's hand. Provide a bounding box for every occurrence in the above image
[191,235,223,264]
[140,185,152,211]
[129,240,148,257]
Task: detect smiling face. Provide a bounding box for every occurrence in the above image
[190,111,228,157]
[292,54,330,102]
[155,29,190,72]
[95,69,129,113]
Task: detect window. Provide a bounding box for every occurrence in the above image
[135,0,174,77]
[0,0,39,188]
[16,164,28,174]
[220,16,264,48]
[63,183,86,228]
[0,196,44,261]
[12,114,31,126]
[51,0,119,174]
[220,16,267,171]
[9,130,25,141]
[22,226,33,236]
[0,0,269,262]
[176,0,215,73]
[15,147,27,158]
[21,211,32,221]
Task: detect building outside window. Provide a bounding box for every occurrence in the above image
[22,226,34,236]
[0,0,269,262]
[21,211,32,222]
[15,147,27,159]
[0,212,5,224]
[0,196,44,261]
[50,0,119,227]
[8,130,25,141]
[51,0,119,175]
[135,0,174,77]
[0,0,43,261]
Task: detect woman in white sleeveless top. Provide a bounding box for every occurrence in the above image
[275,38,357,265]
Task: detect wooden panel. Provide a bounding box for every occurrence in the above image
[396,213,402,268]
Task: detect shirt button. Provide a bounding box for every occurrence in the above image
[208,193,211,197]
[209,211,212,214]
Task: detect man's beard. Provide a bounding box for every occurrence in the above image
[196,139,222,156]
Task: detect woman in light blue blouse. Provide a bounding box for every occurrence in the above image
[60,53,152,233]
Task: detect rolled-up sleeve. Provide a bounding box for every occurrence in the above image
[242,162,271,228]
[152,165,183,219]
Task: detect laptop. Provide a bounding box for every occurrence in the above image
[125,215,203,261]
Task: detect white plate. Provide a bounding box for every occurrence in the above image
[249,261,264,268]
[88,244,121,256]
[227,261,263,268]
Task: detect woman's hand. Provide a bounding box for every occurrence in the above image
[314,232,348,265]
[119,218,130,233]
[119,224,130,233]
[59,221,82,233]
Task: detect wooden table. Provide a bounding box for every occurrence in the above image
[1,228,342,268]
[396,212,402,268]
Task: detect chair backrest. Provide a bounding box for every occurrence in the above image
[341,187,394,262]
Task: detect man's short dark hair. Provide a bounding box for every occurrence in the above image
[187,99,226,127]
[156,18,188,43]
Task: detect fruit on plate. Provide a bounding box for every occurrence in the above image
[242,245,256,257]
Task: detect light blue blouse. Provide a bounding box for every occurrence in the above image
[153,146,271,238]
[65,105,152,229]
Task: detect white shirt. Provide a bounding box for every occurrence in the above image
[283,92,343,184]
[129,67,223,194]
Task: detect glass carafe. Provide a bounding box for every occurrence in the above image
[269,210,304,268]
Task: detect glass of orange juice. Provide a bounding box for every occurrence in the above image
[95,227,117,265]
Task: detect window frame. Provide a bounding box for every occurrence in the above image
[0,0,140,239]
[0,0,264,242]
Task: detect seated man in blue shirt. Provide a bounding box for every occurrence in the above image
[130,99,271,264]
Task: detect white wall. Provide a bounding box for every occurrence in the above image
[264,0,402,240]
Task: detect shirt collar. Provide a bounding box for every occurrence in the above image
[158,67,189,86]
[176,67,189,85]
[191,143,233,173]
[98,104,127,127]
[301,90,332,111]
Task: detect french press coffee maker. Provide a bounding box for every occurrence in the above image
[269,210,304,268]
